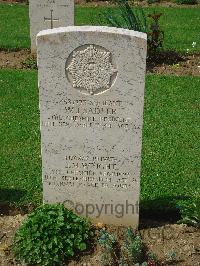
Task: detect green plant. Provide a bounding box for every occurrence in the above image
[22,56,37,70]
[175,0,197,5]
[98,229,119,265]
[165,250,177,263]
[147,252,158,266]
[147,12,164,52]
[103,1,164,53]
[147,0,160,4]
[13,204,92,265]
[98,227,156,266]
[120,228,145,265]
[178,194,200,228]
[104,0,147,33]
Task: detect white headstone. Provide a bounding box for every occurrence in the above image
[29,0,74,53]
[37,26,147,228]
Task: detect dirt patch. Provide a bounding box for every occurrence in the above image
[0,214,200,265]
[0,49,199,76]
[0,49,36,70]
[76,0,200,8]
[75,0,116,7]
[0,0,28,4]
[141,224,200,265]
[147,51,200,76]
[1,0,200,8]
[0,214,25,266]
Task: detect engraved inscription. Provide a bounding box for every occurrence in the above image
[66,45,117,95]
[43,154,137,191]
[41,98,136,131]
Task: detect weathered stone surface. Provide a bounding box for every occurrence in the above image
[29,0,74,53]
[37,26,147,227]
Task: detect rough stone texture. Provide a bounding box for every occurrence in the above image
[29,0,74,53]
[37,26,147,227]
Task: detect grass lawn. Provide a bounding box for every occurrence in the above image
[0,4,200,52]
[0,69,199,213]
[0,4,30,50]
[0,69,41,207]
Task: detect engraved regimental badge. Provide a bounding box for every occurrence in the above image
[66,44,117,95]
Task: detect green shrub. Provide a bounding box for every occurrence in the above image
[13,204,92,266]
[175,0,197,4]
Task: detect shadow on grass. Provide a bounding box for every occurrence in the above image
[0,189,191,228]
[0,188,33,215]
[0,188,26,203]
[146,50,186,70]
[140,195,191,228]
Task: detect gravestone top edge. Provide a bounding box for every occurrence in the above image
[36,26,147,40]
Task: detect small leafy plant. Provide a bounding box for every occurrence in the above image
[147,251,159,266]
[165,250,177,264]
[147,12,164,52]
[98,227,158,266]
[178,194,200,228]
[22,56,37,70]
[98,229,119,265]
[120,227,144,265]
[13,204,92,266]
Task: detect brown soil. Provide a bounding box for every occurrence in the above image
[147,51,200,76]
[75,0,200,8]
[0,49,199,76]
[1,0,200,8]
[0,214,200,266]
[0,49,34,70]
[0,0,27,4]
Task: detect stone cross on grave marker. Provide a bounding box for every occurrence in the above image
[44,10,59,29]
[29,0,74,54]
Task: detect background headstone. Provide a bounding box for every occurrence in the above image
[37,26,147,228]
[29,0,74,53]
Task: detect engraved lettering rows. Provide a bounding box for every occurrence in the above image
[44,155,136,190]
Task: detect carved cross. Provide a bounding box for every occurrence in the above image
[44,9,59,29]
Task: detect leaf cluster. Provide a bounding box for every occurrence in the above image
[103,0,164,53]
[13,204,92,265]
[98,229,118,265]
[120,227,144,265]
[105,0,147,33]
[98,227,158,266]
